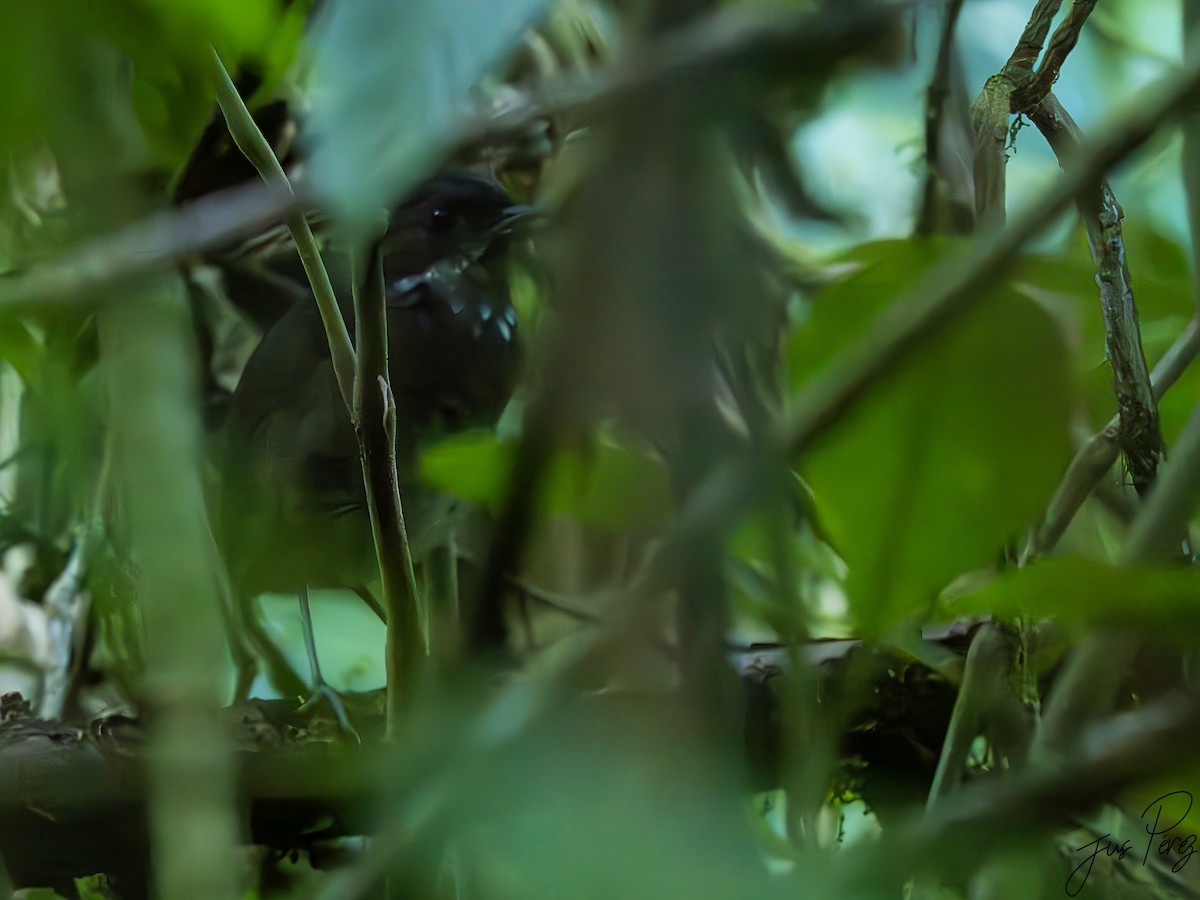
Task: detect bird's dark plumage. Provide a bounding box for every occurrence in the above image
[215,173,524,600]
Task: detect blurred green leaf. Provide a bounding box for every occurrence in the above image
[792,240,1074,638]
[1120,221,1200,447]
[73,873,118,900]
[0,1,286,171]
[305,0,549,222]
[947,556,1200,634]
[1016,223,1199,445]
[727,499,847,637]
[0,320,41,386]
[420,431,674,531]
[466,695,798,900]
[419,431,512,506]
[789,238,955,381]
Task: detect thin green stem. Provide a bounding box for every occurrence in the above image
[208,48,357,411]
[351,243,422,733]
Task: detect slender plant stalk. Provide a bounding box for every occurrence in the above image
[1035,397,1200,759]
[1024,316,1200,561]
[208,49,357,411]
[916,0,967,236]
[210,52,422,729]
[351,243,423,732]
[98,275,240,900]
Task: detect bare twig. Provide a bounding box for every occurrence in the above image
[968,74,1011,223]
[0,179,295,312]
[1121,399,1200,562]
[1023,341,1173,557]
[970,1,1101,224]
[1005,0,1063,72]
[917,0,968,236]
[1014,0,1099,109]
[970,0,1063,222]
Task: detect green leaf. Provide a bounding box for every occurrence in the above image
[793,240,1074,638]
[789,238,956,383]
[1121,222,1200,447]
[419,431,674,531]
[74,873,118,900]
[0,1,285,170]
[306,0,549,223]
[0,319,42,385]
[1015,223,1199,445]
[946,556,1200,634]
[419,431,513,507]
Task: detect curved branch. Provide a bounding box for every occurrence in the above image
[1029,92,1162,494]
[1013,0,1099,110]
[1005,0,1063,72]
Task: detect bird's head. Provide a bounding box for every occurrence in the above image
[383,173,536,280]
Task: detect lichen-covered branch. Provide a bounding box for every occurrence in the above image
[1004,0,1063,72]
[1029,93,1162,494]
[1013,0,1099,110]
[968,0,1063,222]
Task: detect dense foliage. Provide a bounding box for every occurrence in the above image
[0,0,1199,898]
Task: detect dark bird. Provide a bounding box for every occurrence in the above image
[209,173,528,719]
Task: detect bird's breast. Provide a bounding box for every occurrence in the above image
[385,279,521,436]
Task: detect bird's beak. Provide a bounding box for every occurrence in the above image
[489,203,542,240]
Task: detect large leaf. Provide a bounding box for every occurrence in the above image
[305,0,549,223]
[791,240,1074,638]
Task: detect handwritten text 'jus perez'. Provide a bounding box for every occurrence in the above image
[1067,791,1197,895]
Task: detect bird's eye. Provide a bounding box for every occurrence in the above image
[428,207,456,232]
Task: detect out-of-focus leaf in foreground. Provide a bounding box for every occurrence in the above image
[305,0,549,223]
[791,240,1075,638]
[947,556,1200,634]
[0,0,282,170]
[463,695,800,900]
[420,431,674,531]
